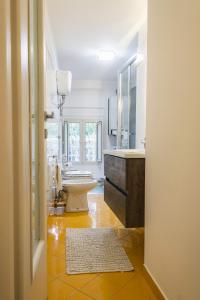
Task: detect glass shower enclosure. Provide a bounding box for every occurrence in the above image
[117,56,139,149]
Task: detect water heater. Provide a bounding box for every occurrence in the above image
[56,70,72,96]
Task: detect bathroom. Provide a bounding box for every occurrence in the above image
[45,1,151,299]
[46,4,147,212]
[2,0,200,299]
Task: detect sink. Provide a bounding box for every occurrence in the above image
[103,149,145,158]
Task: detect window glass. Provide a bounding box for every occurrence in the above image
[63,120,102,163]
[85,122,97,162]
[97,122,102,162]
[68,122,80,162]
[46,122,59,157]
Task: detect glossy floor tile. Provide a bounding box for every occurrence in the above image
[48,194,164,300]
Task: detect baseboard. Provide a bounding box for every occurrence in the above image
[143,264,168,300]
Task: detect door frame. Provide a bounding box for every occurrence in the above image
[10,0,46,299]
[0,0,15,299]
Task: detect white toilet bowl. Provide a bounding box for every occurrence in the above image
[62,176,97,212]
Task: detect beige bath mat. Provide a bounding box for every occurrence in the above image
[66,228,134,274]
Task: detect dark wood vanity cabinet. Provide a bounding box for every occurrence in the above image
[104,154,145,228]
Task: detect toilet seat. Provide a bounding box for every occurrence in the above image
[63,170,93,179]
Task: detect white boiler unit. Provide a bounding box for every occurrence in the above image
[56,70,72,97]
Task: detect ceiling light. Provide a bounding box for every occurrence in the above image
[98,50,116,61]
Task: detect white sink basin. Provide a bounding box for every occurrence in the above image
[103,149,145,158]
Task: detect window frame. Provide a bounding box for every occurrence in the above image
[62,118,102,165]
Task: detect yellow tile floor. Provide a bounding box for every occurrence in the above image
[48,194,164,300]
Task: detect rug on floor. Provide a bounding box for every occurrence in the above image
[66,227,134,274]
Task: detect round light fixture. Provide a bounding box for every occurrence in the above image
[98,49,116,61]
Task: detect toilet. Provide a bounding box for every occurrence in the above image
[62,171,97,212]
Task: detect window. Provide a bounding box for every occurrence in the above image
[63,120,102,163]
[46,122,59,157]
[85,122,97,162]
[68,122,81,162]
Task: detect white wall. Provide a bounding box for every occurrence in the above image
[63,80,117,178]
[145,1,200,299]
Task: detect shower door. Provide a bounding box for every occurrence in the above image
[120,68,130,148]
[129,63,137,148]
[117,58,138,149]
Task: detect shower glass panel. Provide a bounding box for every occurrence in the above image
[118,57,138,149]
[121,68,129,149]
[129,63,137,148]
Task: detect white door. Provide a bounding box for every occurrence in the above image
[12,0,47,299]
[0,1,15,299]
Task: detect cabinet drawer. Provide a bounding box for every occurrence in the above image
[104,155,127,192]
[104,179,126,226]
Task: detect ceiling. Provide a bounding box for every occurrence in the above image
[46,0,147,81]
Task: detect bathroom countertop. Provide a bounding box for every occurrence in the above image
[103,149,145,158]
